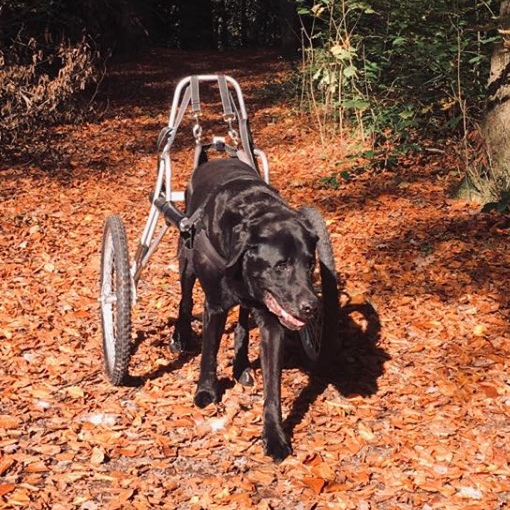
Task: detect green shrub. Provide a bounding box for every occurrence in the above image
[298,0,497,149]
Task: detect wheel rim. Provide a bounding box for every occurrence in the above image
[100,229,117,374]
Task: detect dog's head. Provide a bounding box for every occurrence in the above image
[228,212,319,330]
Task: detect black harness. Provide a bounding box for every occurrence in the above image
[180,172,282,272]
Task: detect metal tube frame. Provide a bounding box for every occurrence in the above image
[130,75,270,295]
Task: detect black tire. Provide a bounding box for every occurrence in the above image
[298,207,340,364]
[99,215,132,385]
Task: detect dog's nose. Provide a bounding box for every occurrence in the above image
[299,296,318,318]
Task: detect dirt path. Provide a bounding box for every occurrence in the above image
[1,49,510,510]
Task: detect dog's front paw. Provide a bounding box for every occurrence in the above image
[263,431,292,463]
[194,387,218,408]
[236,368,254,387]
[170,327,191,353]
[169,338,185,354]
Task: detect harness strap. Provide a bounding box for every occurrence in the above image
[192,229,227,271]
[236,149,253,167]
[181,175,267,231]
[190,76,201,115]
[218,75,234,119]
[157,85,192,151]
[175,86,192,132]
[193,139,239,170]
[226,93,257,170]
[180,176,287,273]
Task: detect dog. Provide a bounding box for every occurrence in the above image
[171,157,319,462]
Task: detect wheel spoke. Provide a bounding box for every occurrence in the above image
[101,293,118,305]
[99,215,132,386]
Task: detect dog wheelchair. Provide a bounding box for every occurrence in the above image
[99,75,339,385]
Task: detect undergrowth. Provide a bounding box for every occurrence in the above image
[296,0,501,200]
[0,35,101,159]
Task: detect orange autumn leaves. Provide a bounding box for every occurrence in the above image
[1,49,510,509]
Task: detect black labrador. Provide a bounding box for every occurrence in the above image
[172,157,319,462]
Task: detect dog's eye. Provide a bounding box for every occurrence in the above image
[275,260,289,272]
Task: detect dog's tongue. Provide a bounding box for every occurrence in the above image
[264,292,305,331]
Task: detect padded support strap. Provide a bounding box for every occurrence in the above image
[193,143,207,171]
[225,90,257,171]
[218,75,234,119]
[175,86,192,132]
[193,140,239,170]
[157,85,192,151]
[190,76,201,115]
[192,229,227,271]
[236,149,253,167]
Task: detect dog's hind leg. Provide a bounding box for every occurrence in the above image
[171,247,196,353]
[254,310,292,463]
[233,306,254,386]
[194,304,227,408]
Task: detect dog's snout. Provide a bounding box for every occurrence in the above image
[299,295,319,318]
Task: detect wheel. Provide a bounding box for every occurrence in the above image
[298,207,339,363]
[99,215,132,385]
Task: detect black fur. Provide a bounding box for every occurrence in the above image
[172,158,318,462]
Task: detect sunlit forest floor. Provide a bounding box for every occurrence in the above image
[1,49,510,510]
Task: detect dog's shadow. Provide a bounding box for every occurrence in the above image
[125,314,239,388]
[123,317,203,386]
[126,300,388,443]
[282,299,389,438]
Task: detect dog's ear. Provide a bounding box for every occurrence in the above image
[225,223,253,269]
[297,210,319,244]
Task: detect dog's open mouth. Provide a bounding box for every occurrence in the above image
[263,292,306,331]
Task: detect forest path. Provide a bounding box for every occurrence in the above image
[1,49,510,510]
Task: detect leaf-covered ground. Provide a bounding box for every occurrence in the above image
[1,50,510,510]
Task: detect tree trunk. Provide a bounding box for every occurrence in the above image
[240,0,248,47]
[178,0,215,50]
[278,0,299,58]
[215,0,229,49]
[481,0,510,195]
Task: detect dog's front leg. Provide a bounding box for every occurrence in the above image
[253,310,292,463]
[194,304,227,408]
[172,243,196,353]
[233,306,254,386]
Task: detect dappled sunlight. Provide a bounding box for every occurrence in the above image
[1,49,510,509]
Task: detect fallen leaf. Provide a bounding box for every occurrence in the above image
[0,484,16,497]
[90,447,106,466]
[0,457,15,476]
[301,476,326,494]
[0,415,21,429]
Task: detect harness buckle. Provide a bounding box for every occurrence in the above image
[193,119,202,144]
[223,112,236,122]
[179,219,195,251]
[226,118,239,147]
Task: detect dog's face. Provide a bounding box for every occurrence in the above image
[239,217,319,330]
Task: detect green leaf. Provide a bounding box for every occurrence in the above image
[468,55,484,65]
[399,109,415,120]
[342,98,370,110]
[330,45,352,61]
[348,1,376,14]
[343,65,358,78]
[340,170,351,182]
